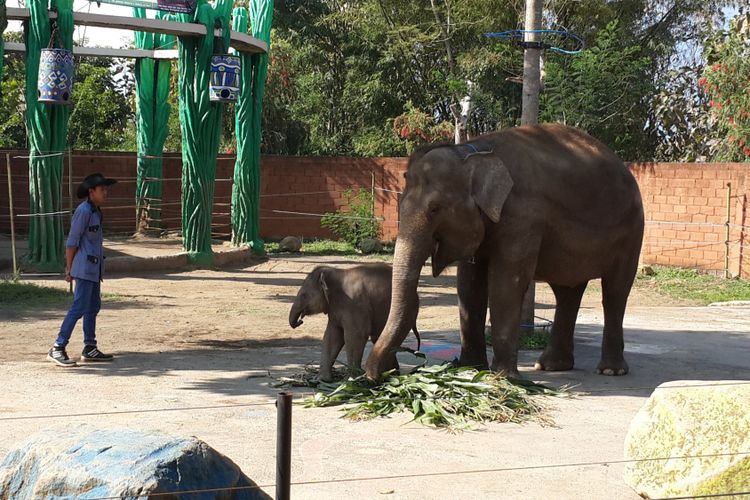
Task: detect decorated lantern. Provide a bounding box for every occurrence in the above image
[38,48,74,105]
[209,55,241,103]
[156,0,196,14]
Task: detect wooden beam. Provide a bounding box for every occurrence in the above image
[4,41,180,59]
[6,7,267,54]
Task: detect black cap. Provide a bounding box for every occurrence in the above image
[76,173,118,199]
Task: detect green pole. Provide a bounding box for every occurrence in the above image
[133,8,174,233]
[24,0,73,271]
[230,0,273,253]
[176,0,231,265]
[1,0,7,84]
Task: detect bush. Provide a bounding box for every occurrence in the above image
[321,189,381,247]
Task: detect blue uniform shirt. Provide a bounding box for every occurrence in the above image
[67,200,105,282]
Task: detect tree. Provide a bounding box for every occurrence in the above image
[540,21,654,159]
[700,12,750,161]
[67,62,133,150]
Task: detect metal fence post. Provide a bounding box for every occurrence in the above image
[725,182,732,279]
[6,153,18,277]
[276,392,293,500]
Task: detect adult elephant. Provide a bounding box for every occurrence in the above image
[365,124,644,380]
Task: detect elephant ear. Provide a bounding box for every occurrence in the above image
[318,270,330,303]
[468,154,514,223]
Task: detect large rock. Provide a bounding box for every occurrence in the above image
[278,236,302,252]
[357,238,383,254]
[0,426,270,499]
[623,380,750,498]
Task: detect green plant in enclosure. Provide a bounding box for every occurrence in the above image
[321,188,381,247]
[305,364,564,431]
[701,13,750,161]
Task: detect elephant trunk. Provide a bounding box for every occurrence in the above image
[366,237,429,380]
[289,300,304,329]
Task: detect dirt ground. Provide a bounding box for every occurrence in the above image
[2,246,750,499]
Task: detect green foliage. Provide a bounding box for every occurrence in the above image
[392,101,453,154]
[485,325,549,350]
[306,364,562,430]
[321,188,381,246]
[0,280,70,306]
[68,63,133,150]
[636,266,750,304]
[541,21,654,160]
[700,13,750,161]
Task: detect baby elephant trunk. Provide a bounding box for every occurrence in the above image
[289,300,304,329]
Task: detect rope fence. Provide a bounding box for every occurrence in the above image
[2,150,749,277]
[1,379,749,498]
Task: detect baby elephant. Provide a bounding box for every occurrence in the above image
[289,263,420,381]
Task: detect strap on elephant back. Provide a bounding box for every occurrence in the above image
[456,143,494,161]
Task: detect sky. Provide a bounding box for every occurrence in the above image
[6,0,149,48]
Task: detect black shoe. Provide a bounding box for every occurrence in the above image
[81,345,114,362]
[47,346,77,367]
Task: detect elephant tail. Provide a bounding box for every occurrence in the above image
[411,324,421,352]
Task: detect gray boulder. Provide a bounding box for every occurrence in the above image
[0,426,270,499]
[358,238,383,254]
[623,380,750,498]
[278,236,302,252]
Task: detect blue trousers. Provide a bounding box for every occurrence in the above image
[55,278,101,348]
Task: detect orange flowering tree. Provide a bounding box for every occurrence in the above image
[392,102,454,154]
[700,15,750,159]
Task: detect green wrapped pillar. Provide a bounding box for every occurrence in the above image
[1,0,7,83]
[176,0,231,264]
[230,0,273,252]
[24,0,73,271]
[133,8,174,233]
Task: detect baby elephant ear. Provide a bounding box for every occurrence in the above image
[318,270,329,301]
[469,155,514,223]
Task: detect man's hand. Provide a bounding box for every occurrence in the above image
[64,269,72,283]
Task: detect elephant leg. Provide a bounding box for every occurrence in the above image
[535,282,587,371]
[343,322,369,376]
[319,322,344,382]
[487,264,532,378]
[597,262,637,376]
[457,260,490,369]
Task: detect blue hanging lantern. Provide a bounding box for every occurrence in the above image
[209,55,240,103]
[38,48,75,105]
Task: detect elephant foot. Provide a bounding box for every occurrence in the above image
[534,354,574,372]
[534,350,574,372]
[595,357,629,376]
[490,359,520,379]
[457,353,489,370]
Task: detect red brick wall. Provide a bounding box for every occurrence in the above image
[1,152,748,277]
[631,163,749,278]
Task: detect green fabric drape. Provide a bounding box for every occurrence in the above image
[24,0,73,271]
[1,0,7,84]
[176,0,231,264]
[133,8,174,232]
[230,1,272,252]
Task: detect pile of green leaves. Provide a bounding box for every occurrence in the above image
[272,365,349,388]
[306,364,563,430]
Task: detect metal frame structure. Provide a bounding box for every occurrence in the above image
[5,7,267,55]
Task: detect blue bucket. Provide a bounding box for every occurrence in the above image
[209,55,241,103]
[38,48,74,105]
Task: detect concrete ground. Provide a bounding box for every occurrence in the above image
[1,249,749,499]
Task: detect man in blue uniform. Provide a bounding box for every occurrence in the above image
[48,173,117,367]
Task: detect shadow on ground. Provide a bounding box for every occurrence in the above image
[67,323,750,400]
